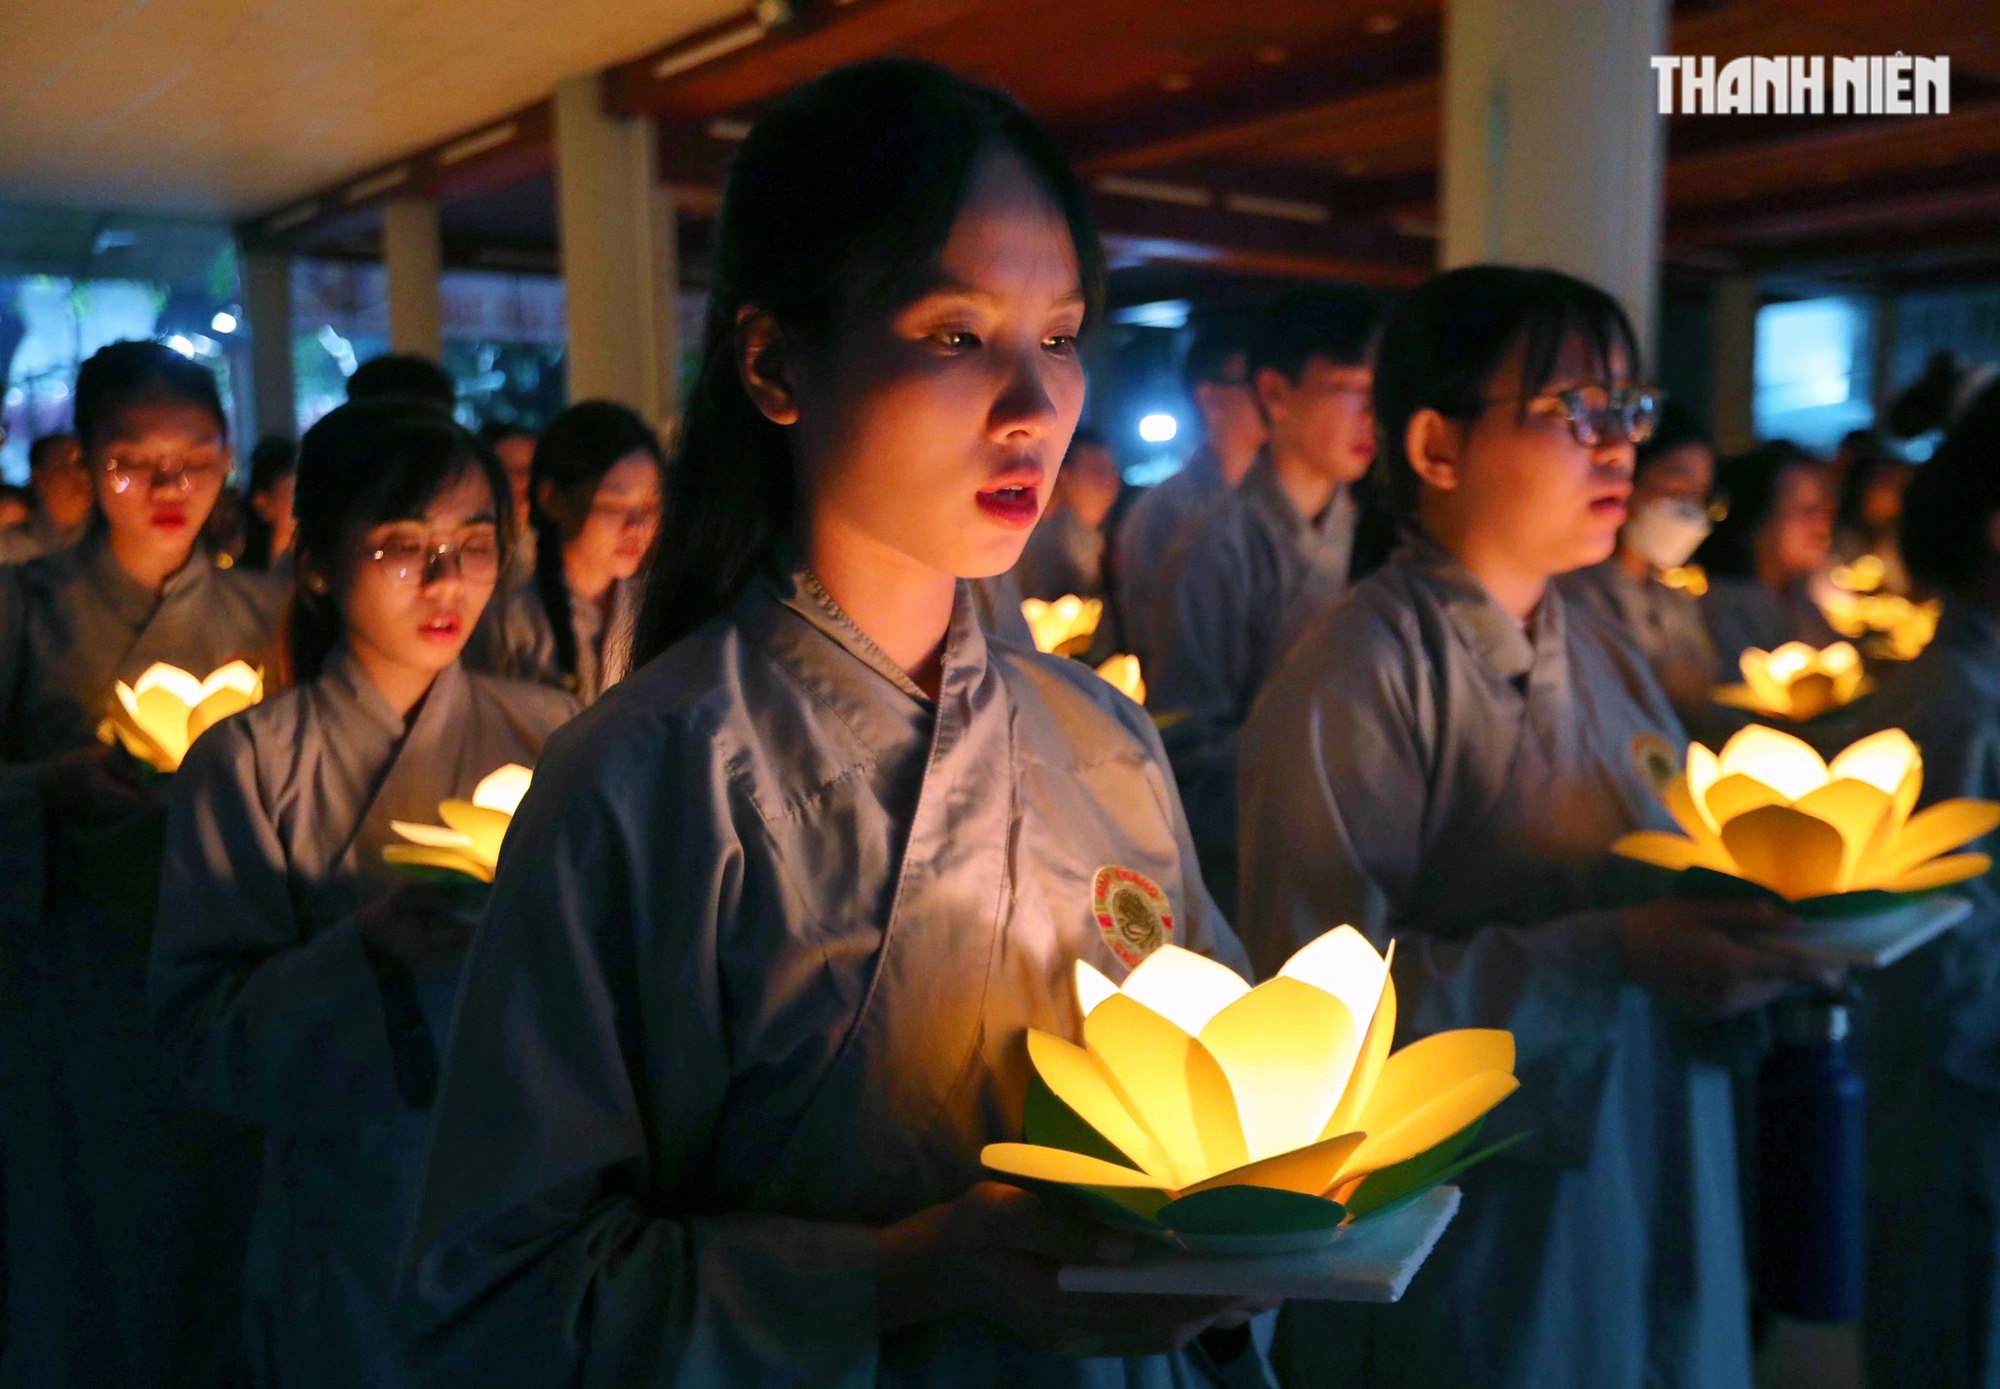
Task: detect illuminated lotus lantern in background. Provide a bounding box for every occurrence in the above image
[1820,558,1941,663]
[1713,642,1870,722]
[1023,595,1103,657]
[382,764,534,884]
[1614,726,2000,909]
[98,660,264,772]
[982,927,1520,1252]
[1095,653,1146,704]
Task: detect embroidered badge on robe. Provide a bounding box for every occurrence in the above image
[1630,732,1682,801]
[1091,865,1174,968]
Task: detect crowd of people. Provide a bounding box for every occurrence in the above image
[2,53,1999,1389]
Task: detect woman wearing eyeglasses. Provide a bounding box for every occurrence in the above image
[148,399,575,1389]
[464,400,663,706]
[0,340,284,1387]
[1237,266,1826,1389]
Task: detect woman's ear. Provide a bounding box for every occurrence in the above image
[736,307,800,427]
[1404,408,1464,493]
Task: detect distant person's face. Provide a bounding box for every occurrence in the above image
[562,452,663,585]
[1257,356,1375,486]
[90,398,229,568]
[1760,464,1837,583]
[253,471,298,560]
[493,434,535,535]
[30,435,91,529]
[1192,352,1266,471]
[1861,464,1911,530]
[1057,442,1121,531]
[744,147,1087,582]
[1632,441,1714,509]
[0,495,29,528]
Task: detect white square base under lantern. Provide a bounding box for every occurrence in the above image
[1057,1186,1461,1302]
[1774,894,1972,969]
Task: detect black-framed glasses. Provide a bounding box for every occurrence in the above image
[1484,386,1660,448]
[361,529,501,586]
[103,447,227,493]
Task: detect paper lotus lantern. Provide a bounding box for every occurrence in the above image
[382,763,533,884]
[1023,595,1103,657]
[1713,642,1870,721]
[1613,726,2000,906]
[1821,587,1941,663]
[1095,653,1146,704]
[98,660,264,772]
[981,928,1519,1251]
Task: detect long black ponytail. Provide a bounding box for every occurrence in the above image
[526,400,662,679]
[632,58,1106,665]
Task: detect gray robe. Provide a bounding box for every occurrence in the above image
[1562,560,1719,723]
[0,535,283,1389]
[1149,455,1357,914]
[1115,444,1227,673]
[399,565,1269,1388]
[1012,503,1107,604]
[0,513,86,567]
[149,651,575,1389]
[1701,576,1839,678]
[1853,599,2000,1389]
[1237,536,1752,1389]
[463,570,639,707]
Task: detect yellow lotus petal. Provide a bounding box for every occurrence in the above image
[1828,729,1920,796]
[389,820,476,850]
[1704,773,1790,825]
[1276,924,1390,1039]
[1740,651,1792,712]
[1877,853,1992,893]
[979,1141,1173,1191]
[1612,830,1734,873]
[103,708,175,771]
[472,763,534,815]
[198,660,264,701]
[132,662,207,708]
[1340,1071,1521,1182]
[1664,772,1727,854]
[1119,945,1250,1039]
[381,845,494,883]
[1198,977,1358,1163]
[1026,1029,1177,1183]
[1686,743,1722,834]
[132,685,195,765]
[1094,654,1146,704]
[1073,960,1119,1018]
[1085,992,1246,1189]
[1716,725,1830,801]
[1880,801,2000,879]
[1183,1130,1367,1197]
[1356,1028,1516,1138]
[1718,804,1847,899]
[1792,780,1895,891]
[438,801,512,868]
[1784,672,1838,721]
[1322,944,1398,1141]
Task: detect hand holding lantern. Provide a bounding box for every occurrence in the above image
[382,764,533,884]
[98,660,264,772]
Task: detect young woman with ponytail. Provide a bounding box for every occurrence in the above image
[401,58,1269,1387]
[149,398,575,1388]
[464,399,662,704]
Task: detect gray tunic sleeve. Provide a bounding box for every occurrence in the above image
[1237,600,1628,1143]
[150,719,422,1129]
[399,706,881,1388]
[1150,516,1258,853]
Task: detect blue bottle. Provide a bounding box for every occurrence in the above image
[1756,990,1866,1322]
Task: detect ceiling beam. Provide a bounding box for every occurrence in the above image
[1674,154,2000,246]
[1090,193,1430,288]
[241,101,552,251]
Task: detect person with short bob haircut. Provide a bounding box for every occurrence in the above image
[1240,264,1822,1389]
[1849,388,2000,1389]
[399,59,1266,1386]
[1695,440,1840,672]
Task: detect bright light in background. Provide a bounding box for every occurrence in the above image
[1139,413,1179,444]
[165,335,195,357]
[211,311,237,334]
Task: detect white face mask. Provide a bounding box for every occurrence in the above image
[1623,497,1711,570]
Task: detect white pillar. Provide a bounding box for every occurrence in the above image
[553,73,680,422]
[1712,273,1759,453]
[242,248,296,440]
[1439,0,1669,359]
[382,198,444,359]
